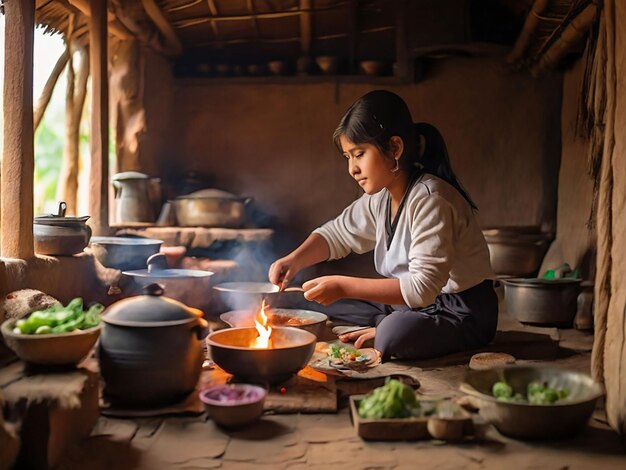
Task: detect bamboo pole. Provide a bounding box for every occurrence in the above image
[1,0,35,258]
[141,0,183,57]
[531,2,599,76]
[88,0,109,235]
[299,0,312,56]
[57,44,89,214]
[505,0,550,65]
[34,49,70,130]
[66,0,131,39]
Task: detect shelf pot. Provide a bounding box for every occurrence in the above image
[173,189,251,228]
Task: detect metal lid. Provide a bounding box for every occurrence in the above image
[122,253,214,279]
[34,201,90,225]
[112,171,150,181]
[103,283,200,326]
[176,188,250,202]
[501,278,582,287]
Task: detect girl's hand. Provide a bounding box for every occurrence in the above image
[338,327,376,349]
[302,275,348,305]
[268,256,299,290]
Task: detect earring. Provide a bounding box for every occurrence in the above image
[391,159,400,173]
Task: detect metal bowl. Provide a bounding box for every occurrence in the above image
[220,308,328,339]
[482,227,553,277]
[90,236,163,271]
[460,366,604,439]
[206,327,316,384]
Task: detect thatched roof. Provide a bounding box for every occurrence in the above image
[2,0,598,77]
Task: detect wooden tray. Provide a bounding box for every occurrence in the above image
[349,395,474,441]
[349,395,429,441]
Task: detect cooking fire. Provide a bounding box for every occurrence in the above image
[252,300,273,349]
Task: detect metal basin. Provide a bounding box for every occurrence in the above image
[460,366,604,440]
[206,327,316,384]
[502,278,582,327]
[90,236,163,271]
[220,308,328,339]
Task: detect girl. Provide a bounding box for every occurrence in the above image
[268,90,497,361]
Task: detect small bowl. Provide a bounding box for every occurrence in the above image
[315,55,340,75]
[199,384,267,428]
[1,318,101,366]
[267,60,289,75]
[359,60,388,76]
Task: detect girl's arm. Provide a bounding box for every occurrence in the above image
[303,275,405,306]
[269,233,330,289]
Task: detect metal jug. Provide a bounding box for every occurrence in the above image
[112,171,155,224]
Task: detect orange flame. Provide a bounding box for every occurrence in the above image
[252,300,273,348]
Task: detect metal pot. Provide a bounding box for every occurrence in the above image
[34,202,91,256]
[98,283,208,408]
[502,278,582,327]
[112,171,157,224]
[482,227,554,277]
[173,189,252,228]
[123,253,214,314]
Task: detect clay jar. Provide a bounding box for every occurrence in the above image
[98,283,208,408]
[34,202,91,256]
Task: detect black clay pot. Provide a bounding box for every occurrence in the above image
[98,284,207,408]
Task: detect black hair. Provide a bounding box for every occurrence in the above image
[333,90,477,210]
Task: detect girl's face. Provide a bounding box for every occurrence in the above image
[339,134,397,195]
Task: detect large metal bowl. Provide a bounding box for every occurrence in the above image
[482,227,553,277]
[206,327,316,384]
[90,236,163,271]
[220,308,328,339]
[460,366,604,439]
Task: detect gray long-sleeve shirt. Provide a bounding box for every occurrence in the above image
[313,173,494,309]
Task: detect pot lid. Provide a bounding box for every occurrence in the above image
[123,268,214,279]
[112,171,150,181]
[34,201,90,225]
[177,188,241,200]
[122,252,214,279]
[103,283,200,325]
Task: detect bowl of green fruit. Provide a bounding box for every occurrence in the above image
[460,366,604,439]
[1,297,104,366]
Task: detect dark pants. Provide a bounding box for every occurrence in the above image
[272,280,498,361]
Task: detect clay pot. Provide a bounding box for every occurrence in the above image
[98,283,208,408]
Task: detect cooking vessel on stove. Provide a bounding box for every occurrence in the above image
[213,282,304,311]
[173,189,252,228]
[206,327,316,384]
[220,308,327,339]
[98,283,208,408]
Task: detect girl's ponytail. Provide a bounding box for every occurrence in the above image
[415,122,477,210]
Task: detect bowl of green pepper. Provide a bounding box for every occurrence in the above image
[0,297,104,366]
[460,366,604,439]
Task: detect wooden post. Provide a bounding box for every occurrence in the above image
[88,0,110,235]
[1,0,36,258]
[393,0,411,81]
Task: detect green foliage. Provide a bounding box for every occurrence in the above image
[34,120,63,214]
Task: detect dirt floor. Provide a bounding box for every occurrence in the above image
[55,312,626,470]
